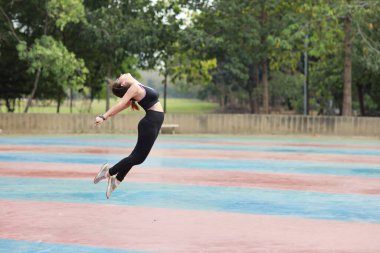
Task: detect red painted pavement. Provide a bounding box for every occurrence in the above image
[162,139,380,150]
[1,200,380,253]
[1,162,380,195]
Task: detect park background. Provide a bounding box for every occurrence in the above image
[1,0,380,120]
[1,1,380,253]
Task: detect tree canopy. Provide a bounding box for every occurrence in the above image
[0,0,379,116]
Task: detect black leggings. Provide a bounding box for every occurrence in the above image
[109,110,164,182]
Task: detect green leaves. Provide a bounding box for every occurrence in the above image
[47,0,85,31]
[171,50,217,86]
[3,0,380,115]
[17,35,88,89]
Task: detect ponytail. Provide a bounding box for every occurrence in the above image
[131,101,140,111]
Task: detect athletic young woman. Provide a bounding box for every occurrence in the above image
[93,73,164,198]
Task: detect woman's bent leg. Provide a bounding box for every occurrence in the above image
[108,111,163,182]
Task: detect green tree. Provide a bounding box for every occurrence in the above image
[48,0,85,31]
[79,0,161,111]
[184,0,293,113]
[17,36,88,112]
[0,0,40,111]
[151,0,184,112]
[2,0,86,112]
[352,1,380,116]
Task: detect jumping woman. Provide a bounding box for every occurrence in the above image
[93,73,164,198]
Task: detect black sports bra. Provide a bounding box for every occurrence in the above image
[133,84,159,111]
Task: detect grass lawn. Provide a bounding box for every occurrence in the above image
[0,98,218,114]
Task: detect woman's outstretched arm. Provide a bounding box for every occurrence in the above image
[95,83,138,125]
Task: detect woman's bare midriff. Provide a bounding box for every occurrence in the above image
[148,102,164,112]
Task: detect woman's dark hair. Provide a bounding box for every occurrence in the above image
[108,79,128,98]
[107,78,140,110]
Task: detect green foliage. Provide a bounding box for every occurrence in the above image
[171,49,216,86]
[2,0,380,115]
[269,71,304,113]
[47,0,85,30]
[308,55,343,115]
[352,2,380,72]
[17,35,88,93]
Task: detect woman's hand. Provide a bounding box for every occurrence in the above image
[95,116,105,126]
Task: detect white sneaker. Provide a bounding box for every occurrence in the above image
[93,163,110,184]
[106,175,119,199]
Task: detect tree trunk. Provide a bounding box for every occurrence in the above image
[254,65,260,113]
[5,98,15,112]
[224,95,228,108]
[357,84,365,116]
[247,63,257,114]
[304,34,309,115]
[260,3,269,114]
[248,92,254,113]
[163,72,168,113]
[217,83,225,108]
[24,13,48,114]
[342,14,352,116]
[106,64,112,111]
[24,67,42,113]
[56,94,61,114]
[262,60,269,114]
[70,87,73,113]
[88,86,96,113]
[88,97,94,113]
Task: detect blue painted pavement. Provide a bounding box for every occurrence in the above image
[1,177,380,223]
[0,239,148,253]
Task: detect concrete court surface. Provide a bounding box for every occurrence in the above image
[0,134,380,253]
